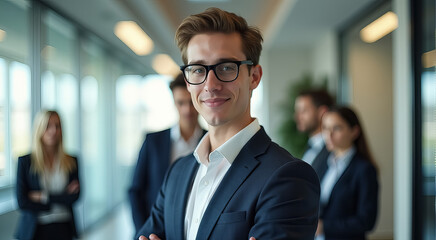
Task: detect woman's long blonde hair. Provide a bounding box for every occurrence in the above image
[31,110,76,175]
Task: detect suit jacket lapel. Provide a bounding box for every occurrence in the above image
[172,155,199,238]
[196,128,270,239]
[162,129,171,167]
[312,145,329,180]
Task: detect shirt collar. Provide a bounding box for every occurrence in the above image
[327,146,356,168]
[193,119,261,166]
[170,124,203,142]
[309,132,325,149]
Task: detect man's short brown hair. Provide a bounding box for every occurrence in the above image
[169,73,186,92]
[175,7,263,66]
[297,89,335,108]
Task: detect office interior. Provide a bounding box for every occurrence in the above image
[0,0,434,239]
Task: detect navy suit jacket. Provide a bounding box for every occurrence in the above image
[320,153,379,240]
[311,145,329,180]
[15,154,80,240]
[129,128,206,232]
[136,127,320,240]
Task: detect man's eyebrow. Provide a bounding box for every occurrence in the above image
[188,58,239,65]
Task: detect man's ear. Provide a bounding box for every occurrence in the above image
[249,65,262,90]
[318,105,329,120]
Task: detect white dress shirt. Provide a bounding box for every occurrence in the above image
[184,119,261,240]
[170,124,204,164]
[302,132,325,165]
[316,146,355,240]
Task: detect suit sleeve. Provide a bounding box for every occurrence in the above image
[16,156,50,211]
[249,160,320,240]
[323,163,379,235]
[129,136,151,232]
[48,157,81,206]
[134,159,170,240]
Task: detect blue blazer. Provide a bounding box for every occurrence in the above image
[15,154,80,240]
[128,128,206,232]
[320,153,379,240]
[136,127,320,240]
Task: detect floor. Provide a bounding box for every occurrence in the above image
[80,202,134,240]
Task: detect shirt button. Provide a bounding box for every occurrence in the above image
[195,218,199,223]
[204,181,209,186]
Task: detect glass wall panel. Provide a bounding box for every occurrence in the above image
[418,0,436,239]
[80,36,108,227]
[10,61,31,172]
[0,59,5,177]
[41,10,79,154]
[0,0,30,188]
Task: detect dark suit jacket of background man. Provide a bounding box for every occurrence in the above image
[136,127,320,240]
[128,128,206,232]
[311,145,329,181]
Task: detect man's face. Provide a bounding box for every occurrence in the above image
[173,87,198,126]
[294,96,320,135]
[185,32,261,128]
[42,114,62,148]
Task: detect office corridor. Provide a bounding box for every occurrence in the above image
[81,202,134,240]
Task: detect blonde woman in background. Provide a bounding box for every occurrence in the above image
[15,110,80,240]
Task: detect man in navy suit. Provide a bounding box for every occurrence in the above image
[128,73,205,233]
[294,89,334,180]
[136,8,320,240]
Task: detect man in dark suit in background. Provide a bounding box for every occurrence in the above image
[294,89,334,180]
[128,73,205,233]
[136,7,320,240]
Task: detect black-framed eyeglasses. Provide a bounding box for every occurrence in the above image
[180,60,253,85]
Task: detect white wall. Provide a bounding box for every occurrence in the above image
[311,32,339,93]
[261,46,312,143]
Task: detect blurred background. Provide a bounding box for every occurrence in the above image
[0,0,434,239]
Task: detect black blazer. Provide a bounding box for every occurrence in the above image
[128,128,206,232]
[320,153,379,240]
[15,154,80,240]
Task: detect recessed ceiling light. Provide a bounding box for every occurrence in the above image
[114,21,154,56]
[360,11,398,43]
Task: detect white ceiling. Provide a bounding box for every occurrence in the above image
[41,0,378,70]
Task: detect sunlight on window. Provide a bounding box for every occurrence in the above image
[422,72,436,179]
[10,61,31,161]
[81,76,99,112]
[0,58,5,176]
[140,74,177,131]
[116,75,143,166]
[41,71,56,109]
[116,75,141,112]
[59,74,78,111]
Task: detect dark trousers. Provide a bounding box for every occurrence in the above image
[33,222,73,240]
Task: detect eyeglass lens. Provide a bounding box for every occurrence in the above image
[184,62,239,84]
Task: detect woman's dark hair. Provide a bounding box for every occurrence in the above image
[329,106,377,169]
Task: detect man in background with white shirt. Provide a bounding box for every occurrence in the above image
[294,89,334,180]
[136,7,320,240]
